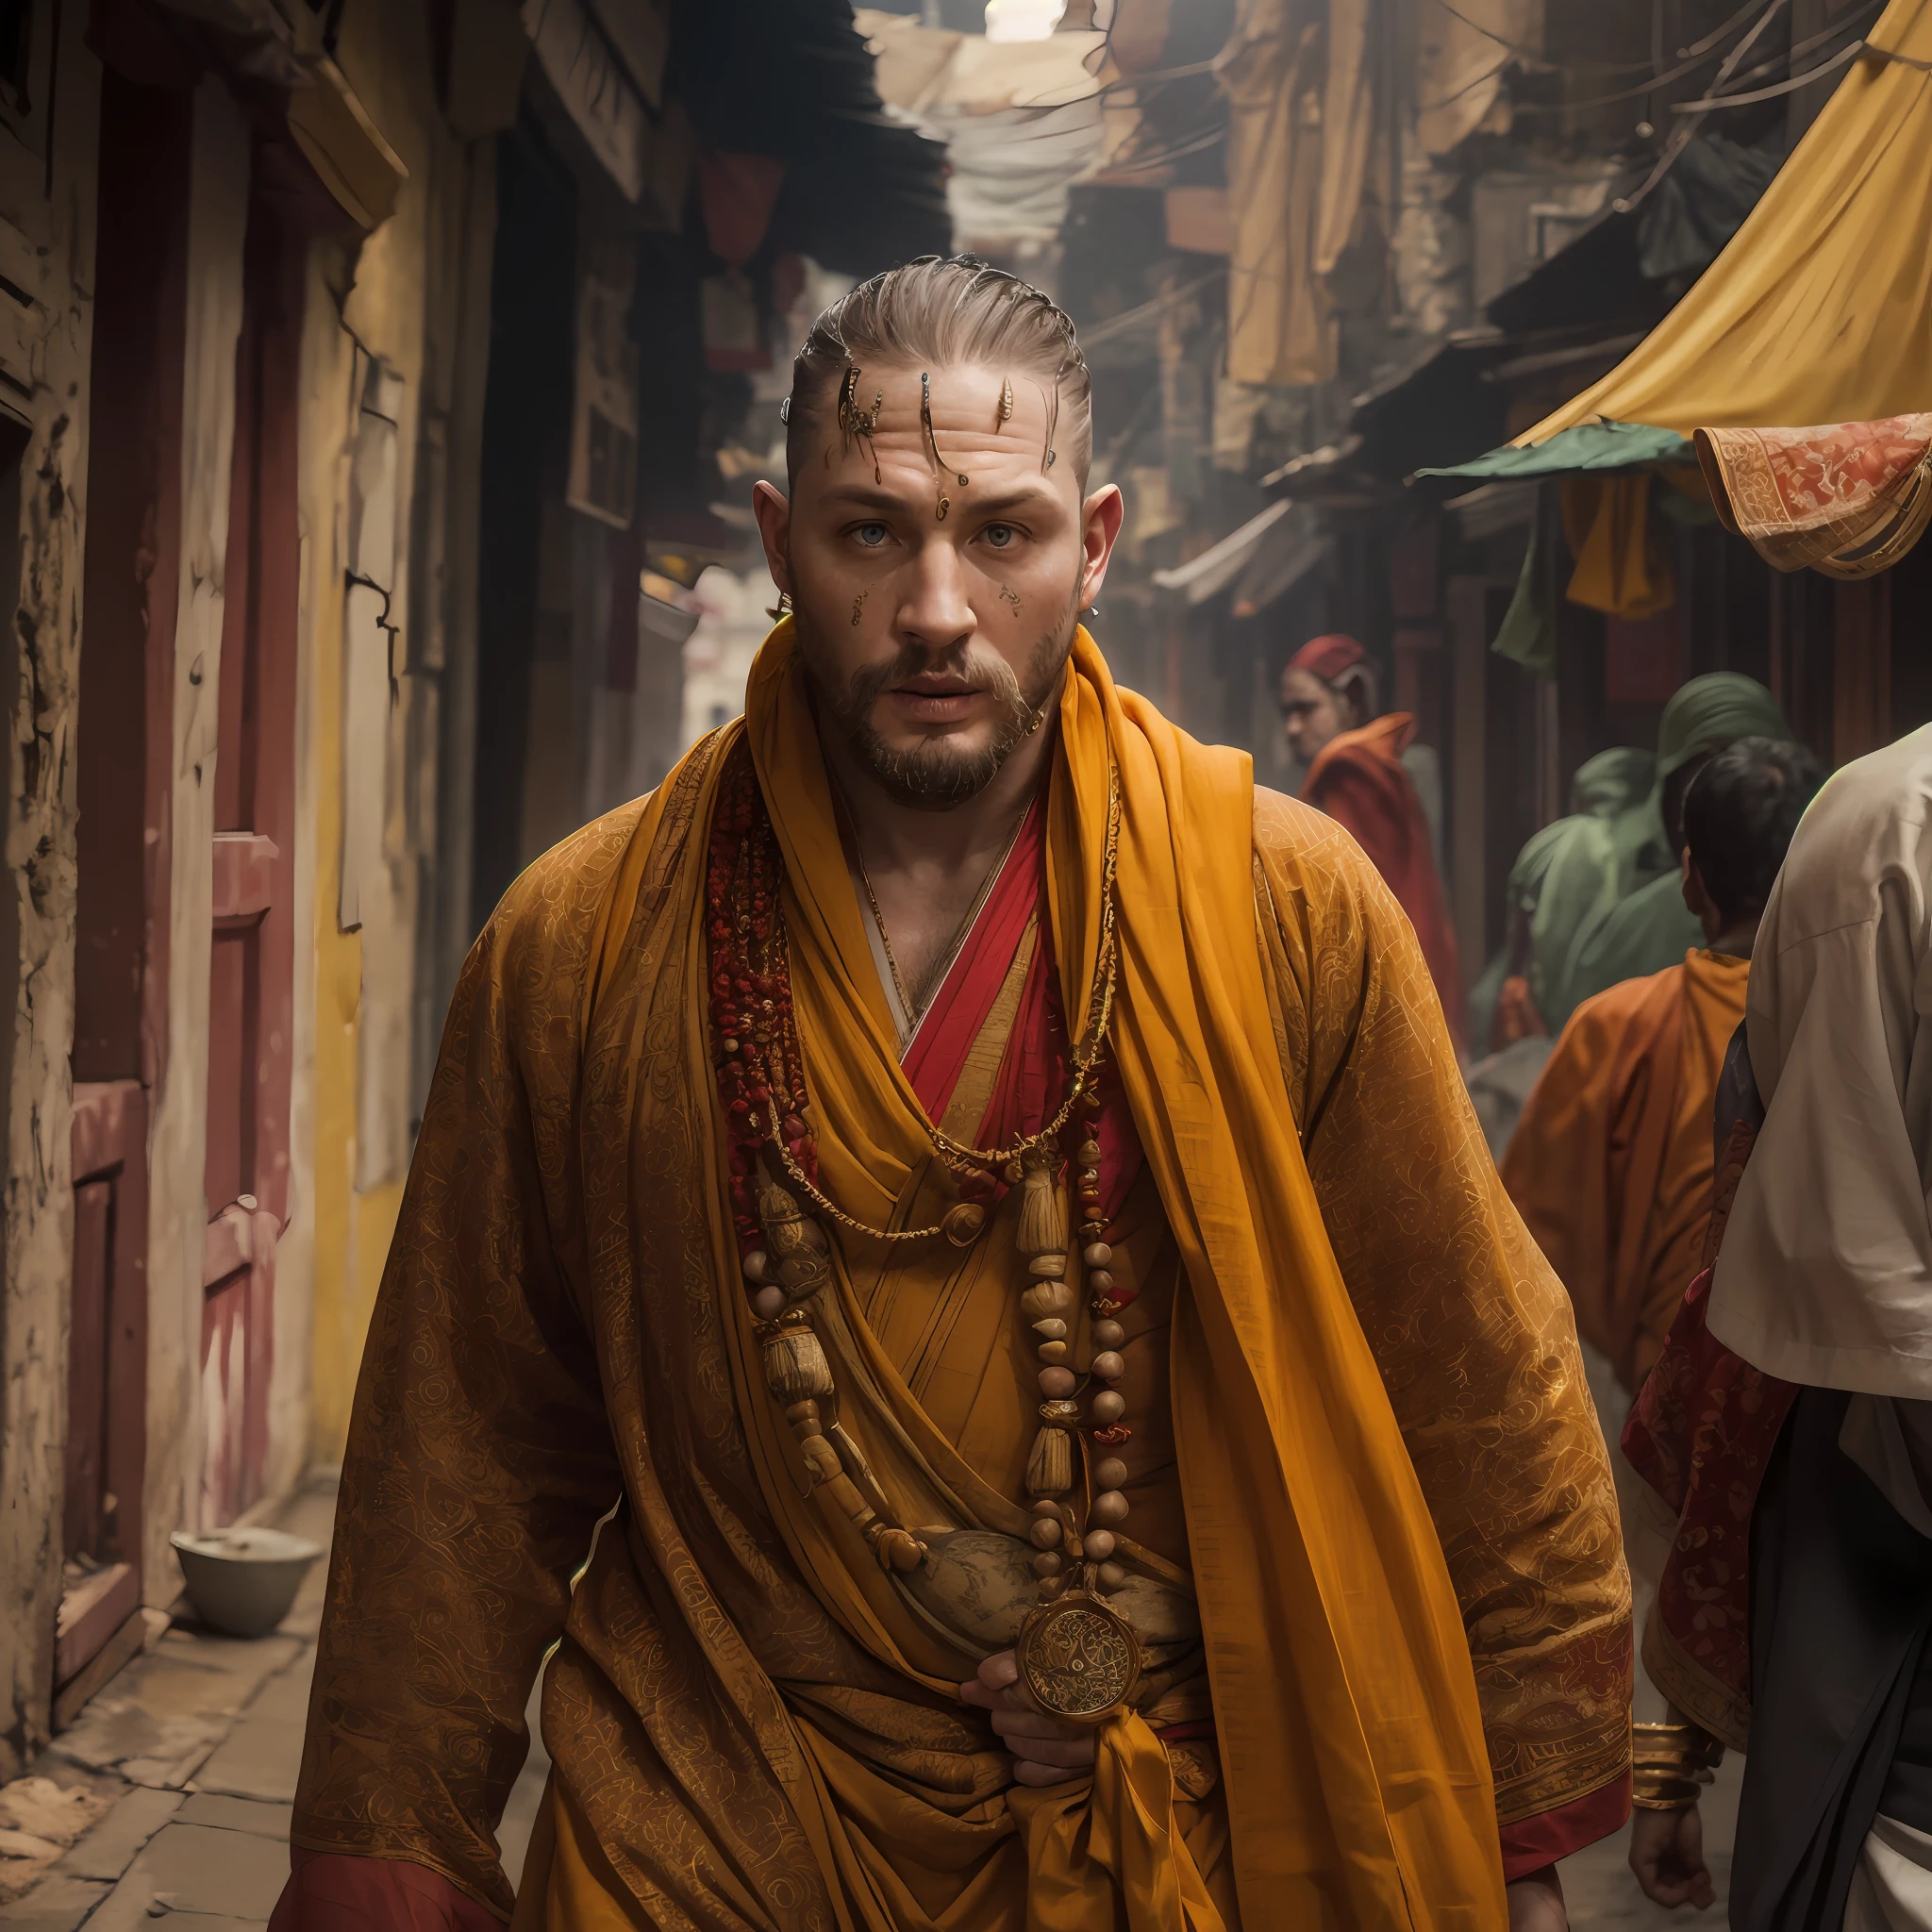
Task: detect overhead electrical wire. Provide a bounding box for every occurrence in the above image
[1675,30,1932,109]
[1424,0,1886,117]
[1616,0,1787,208]
[1677,0,1782,60]
[1425,0,1653,70]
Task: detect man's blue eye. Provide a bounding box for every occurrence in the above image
[855,523,889,546]
[986,525,1015,548]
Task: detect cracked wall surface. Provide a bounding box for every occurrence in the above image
[0,2,103,1780]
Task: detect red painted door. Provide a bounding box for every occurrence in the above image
[70,65,195,1685]
[200,170,303,1528]
[60,1084,151,1681]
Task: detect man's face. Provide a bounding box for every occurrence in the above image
[1280,667,1347,765]
[753,362,1122,808]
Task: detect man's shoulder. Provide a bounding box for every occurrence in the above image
[1563,959,1689,1044]
[488,796,655,943]
[1253,783,1391,906]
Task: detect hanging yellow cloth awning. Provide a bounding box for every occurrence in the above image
[1519,0,1932,444]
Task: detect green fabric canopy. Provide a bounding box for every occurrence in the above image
[1416,419,1691,482]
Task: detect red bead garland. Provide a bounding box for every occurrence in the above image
[706,741,817,1258]
[706,740,1143,1593]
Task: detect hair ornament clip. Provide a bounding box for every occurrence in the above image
[837,367,884,483]
[999,376,1014,425]
[1040,376,1061,475]
[921,371,968,521]
[779,395,791,425]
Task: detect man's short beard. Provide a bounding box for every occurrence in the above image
[794,596,1076,808]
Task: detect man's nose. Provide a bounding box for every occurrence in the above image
[898,535,976,649]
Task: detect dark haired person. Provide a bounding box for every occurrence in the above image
[275,258,1627,1930]
[1506,735,1823,1404]
[1280,632,1463,1044]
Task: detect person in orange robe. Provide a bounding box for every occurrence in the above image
[1281,634,1464,1045]
[274,260,1625,1932]
[1503,735,1823,1400]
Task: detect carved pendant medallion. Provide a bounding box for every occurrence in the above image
[1014,1591,1141,1725]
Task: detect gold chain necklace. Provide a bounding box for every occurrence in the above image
[760,763,1124,1244]
[858,856,922,1029]
[854,801,1031,1039]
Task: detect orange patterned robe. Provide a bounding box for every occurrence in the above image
[282,632,1628,1929]
[1504,949,1750,1396]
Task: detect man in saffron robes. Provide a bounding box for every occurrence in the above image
[1279,634,1463,1041]
[275,259,1627,1932]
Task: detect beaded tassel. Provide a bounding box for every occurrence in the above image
[1017,1147,1078,1598]
[708,743,925,1574]
[705,737,1130,1607]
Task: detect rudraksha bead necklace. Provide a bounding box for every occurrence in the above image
[705,738,1141,1657]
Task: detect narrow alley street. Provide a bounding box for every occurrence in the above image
[0,1465,1737,1930]
[0,1482,548,1929]
[0,0,1919,1923]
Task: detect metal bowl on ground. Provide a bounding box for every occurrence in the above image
[169,1527,324,1639]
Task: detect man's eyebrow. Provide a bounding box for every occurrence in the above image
[814,482,1061,517]
[961,486,1061,519]
[816,485,920,512]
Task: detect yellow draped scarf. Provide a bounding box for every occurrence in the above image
[727,626,1504,1928]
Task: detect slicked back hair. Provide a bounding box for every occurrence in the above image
[783,255,1093,489]
[1681,735,1825,929]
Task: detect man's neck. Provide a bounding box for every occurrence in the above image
[820,714,1055,1020]
[1704,917,1759,959]
[822,713,1054,874]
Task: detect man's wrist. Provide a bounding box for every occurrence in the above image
[1632,1719,1722,1809]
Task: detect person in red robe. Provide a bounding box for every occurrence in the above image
[1281,632,1464,1043]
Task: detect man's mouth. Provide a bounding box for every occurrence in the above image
[887,675,982,723]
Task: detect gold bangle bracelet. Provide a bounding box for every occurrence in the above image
[1631,1769,1705,1810]
[1630,1719,1722,1810]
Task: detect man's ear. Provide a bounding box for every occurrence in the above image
[753,479,793,596]
[1681,848,1713,918]
[1078,484,1124,608]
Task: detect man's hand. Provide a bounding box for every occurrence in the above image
[960,1651,1100,1787]
[1506,1866,1567,1932]
[1630,1803,1715,1909]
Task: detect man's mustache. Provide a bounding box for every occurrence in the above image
[840,643,1025,725]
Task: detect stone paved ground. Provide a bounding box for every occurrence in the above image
[1561,1749,1741,1928]
[0,1475,548,1931]
[3,1469,1732,1926]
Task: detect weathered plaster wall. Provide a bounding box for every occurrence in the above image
[298,253,376,1468]
[0,4,102,1775]
[306,0,497,1459]
[139,78,249,1599]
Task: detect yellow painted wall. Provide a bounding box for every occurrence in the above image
[308,540,405,1457]
[304,0,444,1460]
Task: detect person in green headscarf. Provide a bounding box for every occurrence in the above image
[1466,750,1659,1153]
[1525,675,1791,1033]
[1571,745,1658,820]
[1465,746,1657,1053]
[1562,674,1793,1010]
